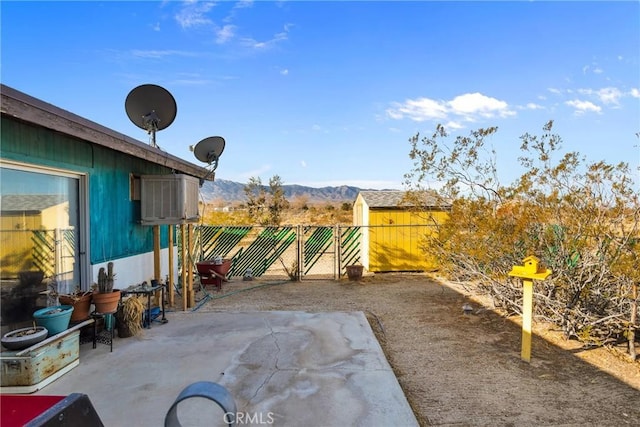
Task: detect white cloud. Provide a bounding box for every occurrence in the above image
[386,92,515,124]
[300,160,307,168]
[178,0,290,52]
[579,87,623,105]
[216,25,236,44]
[234,0,254,9]
[308,124,329,134]
[175,2,215,29]
[547,85,637,110]
[525,102,544,110]
[596,87,622,104]
[444,121,464,130]
[582,64,603,75]
[280,68,289,76]
[448,93,515,119]
[386,97,448,121]
[130,49,199,59]
[223,0,254,23]
[240,24,291,50]
[565,99,602,115]
[171,78,212,86]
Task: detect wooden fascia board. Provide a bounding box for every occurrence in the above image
[1,85,211,180]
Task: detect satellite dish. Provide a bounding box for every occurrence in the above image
[194,136,226,165]
[125,84,177,147]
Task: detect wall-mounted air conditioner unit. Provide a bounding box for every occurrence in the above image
[140,174,200,225]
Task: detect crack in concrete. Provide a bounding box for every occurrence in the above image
[250,316,281,402]
[248,314,391,404]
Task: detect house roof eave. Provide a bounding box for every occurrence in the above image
[0,84,212,181]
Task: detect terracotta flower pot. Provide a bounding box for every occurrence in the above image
[59,292,93,322]
[92,289,121,314]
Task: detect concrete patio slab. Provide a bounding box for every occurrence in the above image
[34,310,418,426]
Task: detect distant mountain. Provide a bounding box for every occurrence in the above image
[200,179,382,204]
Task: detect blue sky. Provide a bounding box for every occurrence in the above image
[2,1,639,190]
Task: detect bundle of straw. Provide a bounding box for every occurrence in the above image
[120,296,145,336]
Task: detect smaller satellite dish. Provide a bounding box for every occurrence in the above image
[194,136,226,165]
[125,84,177,147]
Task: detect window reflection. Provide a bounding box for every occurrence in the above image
[1,166,80,328]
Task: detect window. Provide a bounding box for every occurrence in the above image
[0,163,87,296]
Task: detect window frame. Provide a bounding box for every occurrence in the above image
[0,160,90,292]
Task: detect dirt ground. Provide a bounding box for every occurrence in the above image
[182,272,640,426]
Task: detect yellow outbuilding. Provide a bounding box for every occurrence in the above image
[353,191,450,273]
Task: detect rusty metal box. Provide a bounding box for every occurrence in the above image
[1,330,80,393]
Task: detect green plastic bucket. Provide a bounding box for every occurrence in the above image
[33,305,74,336]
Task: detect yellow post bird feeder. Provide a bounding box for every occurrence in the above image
[508,255,552,363]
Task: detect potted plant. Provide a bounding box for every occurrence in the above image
[1,325,49,350]
[33,305,74,336]
[58,286,93,322]
[92,262,121,313]
[345,263,364,281]
[115,295,145,338]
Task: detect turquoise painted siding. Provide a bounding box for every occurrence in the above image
[1,117,173,264]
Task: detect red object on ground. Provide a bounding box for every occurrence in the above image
[0,395,65,426]
[196,259,233,291]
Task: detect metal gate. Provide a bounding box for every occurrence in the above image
[179,225,362,281]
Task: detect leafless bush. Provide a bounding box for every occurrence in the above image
[406,121,639,358]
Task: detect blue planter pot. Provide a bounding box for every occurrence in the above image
[33,305,73,336]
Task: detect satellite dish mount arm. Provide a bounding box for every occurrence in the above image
[193,136,225,183]
[206,153,220,170]
[143,110,161,147]
[200,154,219,183]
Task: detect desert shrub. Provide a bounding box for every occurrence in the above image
[406,121,639,357]
[244,175,290,226]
